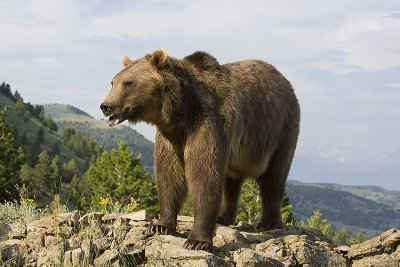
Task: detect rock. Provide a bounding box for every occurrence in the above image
[93,249,119,266]
[7,222,27,240]
[254,232,347,267]
[348,228,400,259]
[26,231,45,251]
[214,225,249,258]
[121,226,147,251]
[68,237,80,250]
[0,221,12,241]
[3,211,399,266]
[0,239,28,266]
[78,212,105,227]
[36,244,64,266]
[64,248,84,267]
[102,213,120,224]
[93,237,112,255]
[352,254,400,267]
[44,235,61,248]
[146,235,228,266]
[122,210,152,222]
[71,210,86,228]
[335,245,350,253]
[233,248,283,267]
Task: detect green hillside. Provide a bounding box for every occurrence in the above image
[308,183,400,209]
[0,95,88,175]
[44,104,154,172]
[1,85,107,208]
[286,181,400,235]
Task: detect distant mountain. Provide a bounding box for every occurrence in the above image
[44,104,154,172]
[290,146,400,191]
[286,180,400,236]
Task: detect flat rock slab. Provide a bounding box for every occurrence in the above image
[348,228,400,259]
[146,235,229,266]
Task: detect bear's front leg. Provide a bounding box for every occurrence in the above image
[147,132,187,236]
[183,128,226,252]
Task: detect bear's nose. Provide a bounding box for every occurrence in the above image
[100,103,112,114]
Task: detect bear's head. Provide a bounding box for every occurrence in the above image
[100,49,168,126]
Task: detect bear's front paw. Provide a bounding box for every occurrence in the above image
[146,224,174,235]
[257,221,283,231]
[183,239,213,252]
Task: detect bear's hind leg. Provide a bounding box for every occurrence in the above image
[257,145,294,231]
[217,176,244,226]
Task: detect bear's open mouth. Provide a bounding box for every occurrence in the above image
[108,107,130,127]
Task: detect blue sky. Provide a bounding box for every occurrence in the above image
[1,0,400,155]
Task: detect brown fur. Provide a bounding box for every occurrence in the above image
[101,49,300,252]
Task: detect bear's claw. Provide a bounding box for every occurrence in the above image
[183,239,213,252]
[146,224,173,235]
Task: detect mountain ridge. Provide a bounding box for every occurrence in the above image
[44,104,155,172]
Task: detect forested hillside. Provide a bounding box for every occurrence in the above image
[286,181,400,235]
[0,83,100,175]
[0,83,155,213]
[44,104,154,172]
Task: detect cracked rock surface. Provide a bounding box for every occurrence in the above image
[1,211,399,266]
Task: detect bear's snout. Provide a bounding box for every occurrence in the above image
[100,103,113,115]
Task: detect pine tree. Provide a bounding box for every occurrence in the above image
[32,151,53,201]
[37,128,44,143]
[281,192,296,225]
[63,159,78,183]
[15,97,26,115]
[44,114,58,132]
[19,163,34,194]
[52,141,60,156]
[300,210,334,239]
[38,110,45,122]
[0,82,13,99]
[236,180,296,225]
[236,180,261,223]
[13,90,21,102]
[0,108,26,201]
[333,227,351,245]
[84,142,158,217]
[350,232,370,244]
[50,155,62,191]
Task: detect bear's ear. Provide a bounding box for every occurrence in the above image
[151,48,167,68]
[122,56,131,67]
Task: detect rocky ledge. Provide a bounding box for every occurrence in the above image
[1,211,399,266]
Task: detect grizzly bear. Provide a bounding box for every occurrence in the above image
[100,49,300,252]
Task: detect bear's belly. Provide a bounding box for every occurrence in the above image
[226,134,276,179]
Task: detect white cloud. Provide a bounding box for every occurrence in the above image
[1,0,400,153]
[327,12,400,72]
[13,57,62,74]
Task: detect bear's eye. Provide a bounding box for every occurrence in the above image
[123,82,132,87]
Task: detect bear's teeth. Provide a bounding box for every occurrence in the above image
[108,118,119,127]
[108,114,124,127]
